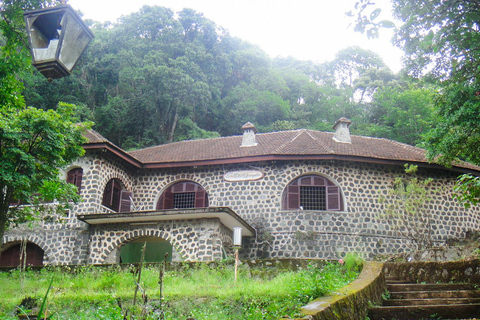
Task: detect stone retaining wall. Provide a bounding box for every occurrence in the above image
[384,260,480,284]
[293,261,386,320]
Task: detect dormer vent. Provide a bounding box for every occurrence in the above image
[241,122,257,147]
[333,117,352,143]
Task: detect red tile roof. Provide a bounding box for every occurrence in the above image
[84,129,480,173]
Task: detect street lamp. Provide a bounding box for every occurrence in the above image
[23,4,94,81]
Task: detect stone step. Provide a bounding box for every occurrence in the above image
[385,279,408,284]
[390,290,480,300]
[368,303,480,320]
[384,297,480,306]
[388,283,476,292]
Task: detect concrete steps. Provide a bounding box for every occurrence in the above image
[368,278,480,320]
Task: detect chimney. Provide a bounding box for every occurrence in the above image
[332,117,352,143]
[241,122,257,147]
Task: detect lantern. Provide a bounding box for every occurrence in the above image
[23,4,94,81]
[233,227,242,248]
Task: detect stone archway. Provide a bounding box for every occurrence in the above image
[0,241,45,267]
[1,235,52,265]
[87,218,228,264]
[118,236,176,263]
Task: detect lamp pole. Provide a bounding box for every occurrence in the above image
[233,227,242,284]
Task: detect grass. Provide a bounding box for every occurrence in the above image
[0,261,359,319]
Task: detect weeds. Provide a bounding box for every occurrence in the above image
[1,261,358,320]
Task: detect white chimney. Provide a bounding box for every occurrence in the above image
[333,117,352,143]
[241,122,257,147]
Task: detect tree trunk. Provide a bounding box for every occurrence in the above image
[168,110,179,143]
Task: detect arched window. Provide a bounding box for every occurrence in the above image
[157,181,208,210]
[67,168,83,193]
[283,175,343,211]
[102,179,132,212]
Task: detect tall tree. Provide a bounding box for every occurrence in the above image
[350,0,480,204]
[0,1,89,246]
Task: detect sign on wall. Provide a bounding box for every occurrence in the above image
[224,170,264,182]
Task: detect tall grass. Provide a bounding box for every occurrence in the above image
[0,262,358,319]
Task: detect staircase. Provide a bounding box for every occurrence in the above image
[368,276,480,320]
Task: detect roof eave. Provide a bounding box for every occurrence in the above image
[139,154,480,174]
[83,142,142,168]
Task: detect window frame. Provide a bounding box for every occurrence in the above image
[102,178,132,212]
[67,167,83,194]
[283,175,343,211]
[157,181,208,210]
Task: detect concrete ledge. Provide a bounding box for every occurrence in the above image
[287,261,386,320]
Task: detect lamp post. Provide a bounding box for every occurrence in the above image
[23,3,94,81]
[233,227,242,283]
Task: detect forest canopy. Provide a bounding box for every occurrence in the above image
[20,5,438,150]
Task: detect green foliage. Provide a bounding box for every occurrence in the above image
[453,174,480,209]
[0,1,91,245]
[378,164,434,250]
[0,263,358,320]
[342,252,364,273]
[426,81,480,166]
[0,102,90,243]
[14,3,435,150]
[362,83,438,146]
[346,0,396,39]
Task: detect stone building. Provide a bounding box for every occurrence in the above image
[1,119,480,266]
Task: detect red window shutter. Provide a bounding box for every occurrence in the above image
[111,183,122,212]
[185,182,196,192]
[313,176,324,186]
[66,171,75,184]
[195,189,206,208]
[67,168,83,193]
[102,180,113,207]
[119,191,132,212]
[164,189,174,209]
[172,183,185,192]
[157,193,165,210]
[287,185,300,209]
[327,186,340,211]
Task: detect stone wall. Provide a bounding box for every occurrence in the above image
[88,218,228,264]
[133,160,480,260]
[3,151,480,265]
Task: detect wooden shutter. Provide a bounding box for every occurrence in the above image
[286,185,300,209]
[67,168,83,193]
[102,180,113,207]
[326,186,340,211]
[163,189,173,209]
[195,189,206,208]
[119,190,132,212]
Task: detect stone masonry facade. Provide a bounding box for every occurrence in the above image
[3,149,480,265]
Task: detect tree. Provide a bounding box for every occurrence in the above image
[351,0,480,204]
[378,164,433,250]
[363,83,437,146]
[0,1,90,246]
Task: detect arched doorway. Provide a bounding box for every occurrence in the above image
[0,242,44,267]
[120,237,173,263]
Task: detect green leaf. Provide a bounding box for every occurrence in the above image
[370,8,381,21]
[378,20,396,28]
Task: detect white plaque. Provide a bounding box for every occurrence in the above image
[224,170,264,182]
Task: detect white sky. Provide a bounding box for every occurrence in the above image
[68,0,403,72]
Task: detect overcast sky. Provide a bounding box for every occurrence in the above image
[68,0,403,72]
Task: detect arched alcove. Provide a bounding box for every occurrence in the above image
[0,242,45,267]
[119,236,173,263]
